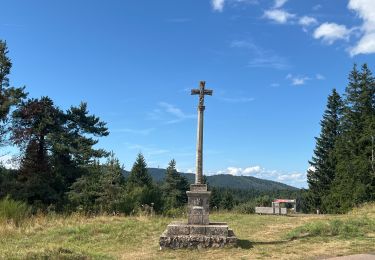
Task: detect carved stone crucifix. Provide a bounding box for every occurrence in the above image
[191,81,213,184]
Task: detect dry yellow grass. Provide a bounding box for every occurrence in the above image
[0,205,374,259]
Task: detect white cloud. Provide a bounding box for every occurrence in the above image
[313,4,322,11]
[274,0,288,8]
[149,102,195,124]
[313,22,351,44]
[348,0,375,55]
[211,0,225,12]
[0,155,18,169]
[112,128,154,135]
[299,16,318,27]
[218,97,255,103]
[212,165,307,187]
[263,9,295,24]
[286,74,310,85]
[243,166,262,174]
[231,39,290,70]
[224,166,263,176]
[316,73,325,80]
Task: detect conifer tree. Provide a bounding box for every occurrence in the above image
[10,97,109,207]
[307,89,343,212]
[328,64,375,212]
[127,153,152,188]
[162,159,189,209]
[0,40,26,146]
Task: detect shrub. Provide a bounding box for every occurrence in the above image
[234,201,255,214]
[0,196,30,226]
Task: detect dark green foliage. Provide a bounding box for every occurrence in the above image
[233,201,256,214]
[308,64,375,213]
[127,153,152,188]
[209,187,222,210]
[220,190,234,210]
[0,40,26,146]
[162,159,189,210]
[68,154,126,214]
[307,89,343,212]
[9,97,109,208]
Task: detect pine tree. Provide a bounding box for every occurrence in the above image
[328,64,375,212]
[221,190,234,210]
[0,40,26,146]
[10,97,109,207]
[127,153,152,188]
[162,159,189,209]
[307,89,343,212]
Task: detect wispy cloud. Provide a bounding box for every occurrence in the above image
[149,102,195,124]
[312,4,322,11]
[231,39,290,70]
[211,0,225,12]
[211,165,306,187]
[286,74,311,86]
[313,22,352,45]
[210,0,258,12]
[166,18,191,23]
[274,0,288,8]
[218,97,255,103]
[298,16,318,31]
[112,128,155,135]
[263,9,295,24]
[128,144,169,156]
[316,73,325,80]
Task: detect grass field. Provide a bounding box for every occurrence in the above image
[0,204,374,259]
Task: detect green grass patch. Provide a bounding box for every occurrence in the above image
[0,196,30,226]
[286,216,375,240]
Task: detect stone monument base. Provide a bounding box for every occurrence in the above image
[159,222,237,249]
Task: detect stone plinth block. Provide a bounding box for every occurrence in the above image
[159,222,237,249]
[187,187,211,225]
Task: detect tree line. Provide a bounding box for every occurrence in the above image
[1,40,282,215]
[306,64,375,213]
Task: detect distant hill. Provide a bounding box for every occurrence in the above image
[123,168,298,192]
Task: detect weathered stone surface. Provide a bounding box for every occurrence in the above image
[187,189,211,225]
[206,225,228,236]
[159,234,237,250]
[159,222,237,249]
[190,184,208,192]
[166,223,190,236]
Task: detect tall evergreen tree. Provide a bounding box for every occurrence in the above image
[10,97,109,207]
[327,64,375,212]
[127,153,152,188]
[0,40,26,146]
[307,89,343,212]
[162,159,189,209]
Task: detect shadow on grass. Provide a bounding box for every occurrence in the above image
[237,239,291,249]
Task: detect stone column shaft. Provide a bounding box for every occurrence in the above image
[195,105,204,184]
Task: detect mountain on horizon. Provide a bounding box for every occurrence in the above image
[123,168,298,191]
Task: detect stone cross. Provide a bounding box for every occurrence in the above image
[191,81,213,184]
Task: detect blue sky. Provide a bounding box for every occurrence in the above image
[1,0,375,188]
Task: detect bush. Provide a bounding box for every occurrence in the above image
[234,201,255,214]
[0,196,30,226]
